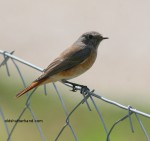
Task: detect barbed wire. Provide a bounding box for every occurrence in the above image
[0,50,150,141]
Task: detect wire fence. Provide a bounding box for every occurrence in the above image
[0,50,150,141]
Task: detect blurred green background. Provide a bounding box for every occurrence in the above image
[0,0,150,140]
[0,66,150,141]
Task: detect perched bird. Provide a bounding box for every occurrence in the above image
[16,31,108,98]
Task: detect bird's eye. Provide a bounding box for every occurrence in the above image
[88,34,93,39]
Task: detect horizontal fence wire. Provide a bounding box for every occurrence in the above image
[0,50,150,141]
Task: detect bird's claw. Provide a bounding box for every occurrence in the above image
[62,80,90,94]
[71,85,78,92]
[71,84,90,95]
[80,85,90,94]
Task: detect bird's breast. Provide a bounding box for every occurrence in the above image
[55,49,97,80]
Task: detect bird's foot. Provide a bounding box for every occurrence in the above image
[80,85,90,94]
[61,80,90,94]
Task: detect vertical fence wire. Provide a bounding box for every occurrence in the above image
[0,50,150,141]
[0,107,12,141]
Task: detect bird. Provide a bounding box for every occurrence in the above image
[16,31,108,98]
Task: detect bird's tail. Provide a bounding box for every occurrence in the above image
[16,80,43,98]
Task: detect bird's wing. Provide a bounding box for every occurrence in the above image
[35,46,91,82]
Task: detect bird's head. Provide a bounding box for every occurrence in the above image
[78,31,108,49]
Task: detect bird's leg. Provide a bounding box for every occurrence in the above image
[61,80,90,94]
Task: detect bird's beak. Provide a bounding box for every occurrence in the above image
[102,37,109,40]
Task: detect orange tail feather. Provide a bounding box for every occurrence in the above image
[16,81,42,98]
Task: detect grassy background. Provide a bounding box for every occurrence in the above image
[0,69,150,141]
